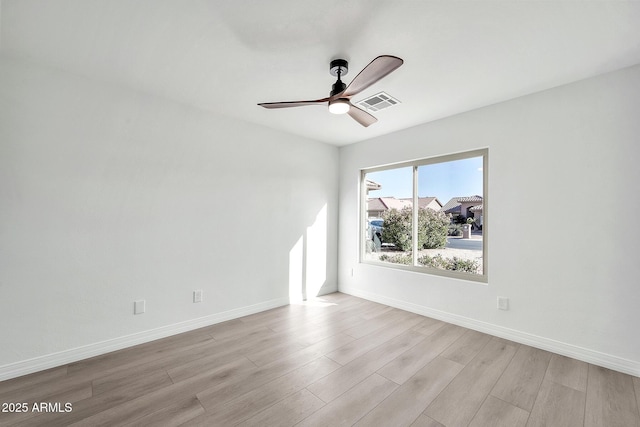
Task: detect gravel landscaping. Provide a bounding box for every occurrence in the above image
[367,245,483,274]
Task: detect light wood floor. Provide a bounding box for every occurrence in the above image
[1,292,639,427]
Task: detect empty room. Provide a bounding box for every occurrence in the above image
[1,1,639,426]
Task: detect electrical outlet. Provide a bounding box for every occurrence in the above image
[497,296,509,311]
[193,290,203,303]
[134,300,145,315]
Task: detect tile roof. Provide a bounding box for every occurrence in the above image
[379,197,412,210]
[400,197,443,209]
[456,195,483,202]
[367,198,387,212]
[367,196,441,212]
[441,196,483,213]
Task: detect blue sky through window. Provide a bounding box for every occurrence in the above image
[366,156,483,204]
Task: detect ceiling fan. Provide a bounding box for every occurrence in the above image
[258,55,404,127]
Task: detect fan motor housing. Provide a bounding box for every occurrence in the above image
[331,80,346,97]
[329,59,348,77]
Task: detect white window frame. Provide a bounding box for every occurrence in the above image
[360,148,488,283]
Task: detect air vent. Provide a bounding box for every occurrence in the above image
[356,91,401,112]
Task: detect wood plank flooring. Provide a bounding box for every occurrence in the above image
[1,292,639,427]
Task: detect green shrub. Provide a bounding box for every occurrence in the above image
[419,208,449,249]
[453,215,467,224]
[379,253,413,265]
[446,256,481,273]
[448,224,462,236]
[381,207,413,251]
[417,253,445,268]
[381,207,449,251]
[417,254,481,274]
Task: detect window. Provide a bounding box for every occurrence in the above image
[361,149,487,282]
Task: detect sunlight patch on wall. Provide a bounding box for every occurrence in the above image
[305,204,327,299]
[288,204,328,303]
[288,236,304,303]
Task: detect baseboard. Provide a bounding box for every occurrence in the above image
[0,297,289,382]
[340,286,640,377]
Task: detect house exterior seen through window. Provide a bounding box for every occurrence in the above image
[361,149,488,282]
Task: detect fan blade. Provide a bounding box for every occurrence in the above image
[348,104,377,127]
[258,98,329,109]
[342,55,403,98]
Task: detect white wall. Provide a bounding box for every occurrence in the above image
[2,54,639,380]
[0,57,338,379]
[338,64,640,376]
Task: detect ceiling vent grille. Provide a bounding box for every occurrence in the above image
[356,91,401,112]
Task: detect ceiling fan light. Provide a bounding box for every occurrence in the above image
[328,99,350,115]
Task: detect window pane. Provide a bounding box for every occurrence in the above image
[363,167,413,265]
[416,156,484,275]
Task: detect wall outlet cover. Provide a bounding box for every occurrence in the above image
[497,297,509,311]
[134,300,146,315]
[193,290,203,303]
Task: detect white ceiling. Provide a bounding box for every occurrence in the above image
[2,0,640,146]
